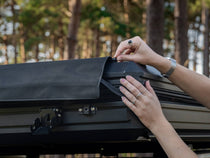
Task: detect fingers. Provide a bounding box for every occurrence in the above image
[119,75,157,101]
[119,75,147,110]
[125,75,149,96]
[145,80,156,96]
[120,78,142,98]
[114,42,131,58]
[124,49,133,55]
[121,96,137,112]
[119,75,158,106]
[120,75,164,132]
[119,86,138,105]
[114,36,140,58]
[117,54,137,62]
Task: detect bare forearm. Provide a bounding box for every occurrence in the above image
[114,36,200,157]
[152,55,210,109]
[169,64,210,108]
[151,119,197,158]
[120,74,197,157]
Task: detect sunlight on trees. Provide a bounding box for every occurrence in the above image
[0,0,209,75]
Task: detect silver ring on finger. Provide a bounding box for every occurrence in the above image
[136,92,142,98]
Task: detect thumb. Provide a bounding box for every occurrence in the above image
[117,54,136,62]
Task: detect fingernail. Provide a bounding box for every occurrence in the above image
[126,75,132,80]
[119,86,124,91]
[121,96,125,101]
[120,78,126,83]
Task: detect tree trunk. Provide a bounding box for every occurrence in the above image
[91,32,95,58]
[58,19,65,60]
[111,35,118,57]
[202,0,209,76]
[35,43,39,62]
[142,1,147,41]
[19,37,26,63]
[124,0,130,38]
[192,30,197,72]
[19,23,26,63]
[82,36,88,58]
[67,0,82,59]
[58,37,64,60]
[95,28,100,57]
[81,29,91,59]
[146,0,164,55]
[3,36,9,65]
[11,0,17,64]
[49,35,55,61]
[86,30,91,58]
[2,22,9,64]
[174,0,188,66]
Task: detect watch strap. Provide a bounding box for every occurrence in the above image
[162,58,176,78]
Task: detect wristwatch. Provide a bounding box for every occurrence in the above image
[162,57,176,78]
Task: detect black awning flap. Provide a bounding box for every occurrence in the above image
[0,57,110,102]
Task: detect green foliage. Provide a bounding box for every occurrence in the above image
[81,0,145,39]
[204,0,210,7]
[0,0,209,63]
[24,37,42,52]
[188,0,202,22]
[164,1,174,40]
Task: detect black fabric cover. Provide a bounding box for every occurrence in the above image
[0,57,110,102]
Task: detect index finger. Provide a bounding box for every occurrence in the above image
[126,75,149,95]
[114,41,131,58]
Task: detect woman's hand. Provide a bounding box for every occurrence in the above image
[119,75,167,132]
[117,38,198,158]
[114,36,161,66]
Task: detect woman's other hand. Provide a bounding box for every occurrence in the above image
[119,75,167,133]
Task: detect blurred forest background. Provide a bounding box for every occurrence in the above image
[0,0,210,76]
